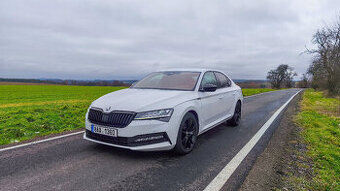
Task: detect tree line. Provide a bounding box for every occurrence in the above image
[266,16,340,95]
[0,78,130,86]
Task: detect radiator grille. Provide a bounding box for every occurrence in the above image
[88,109,136,128]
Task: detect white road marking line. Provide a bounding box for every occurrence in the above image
[0,89,295,152]
[0,131,84,152]
[203,89,302,191]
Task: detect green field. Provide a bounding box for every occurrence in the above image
[0,85,126,145]
[241,88,277,97]
[0,85,278,145]
[291,89,340,190]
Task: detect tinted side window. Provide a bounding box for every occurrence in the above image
[215,72,231,88]
[200,72,218,89]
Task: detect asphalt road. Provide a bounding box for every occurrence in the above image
[0,89,301,191]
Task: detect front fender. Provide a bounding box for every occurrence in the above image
[168,99,201,144]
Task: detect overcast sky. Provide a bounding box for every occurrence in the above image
[1,0,339,80]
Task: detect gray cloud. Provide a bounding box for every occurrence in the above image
[1,0,339,80]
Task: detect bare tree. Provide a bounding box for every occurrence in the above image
[297,73,310,88]
[267,64,297,89]
[306,17,340,95]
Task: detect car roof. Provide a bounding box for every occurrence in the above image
[159,68,226,73]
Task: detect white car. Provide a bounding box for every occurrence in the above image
[84,69,243,154]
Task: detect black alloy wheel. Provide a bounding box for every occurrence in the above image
[174,112,198,154]
[227,101,241,126]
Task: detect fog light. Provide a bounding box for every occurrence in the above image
[134,135,164,142]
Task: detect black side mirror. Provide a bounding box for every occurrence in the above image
[227,80,231,87]
[202,83,217,92]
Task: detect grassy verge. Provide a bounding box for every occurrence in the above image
[290,89,340,190]
[0,85,279,146]
[242,88,278,97]
[0,85,126,145]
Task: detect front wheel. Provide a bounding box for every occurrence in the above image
[173,112,199,155]
[227,101,241,127]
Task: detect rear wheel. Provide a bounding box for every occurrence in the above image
[174,112,198,155]
[227,101,241,126]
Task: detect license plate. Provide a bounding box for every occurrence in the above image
[91,124,118,137]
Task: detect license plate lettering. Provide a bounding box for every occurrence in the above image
[93,126,102,133]
[104,128,116,136]
[91,124,117,137]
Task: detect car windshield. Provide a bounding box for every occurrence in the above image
[132,71,201,91]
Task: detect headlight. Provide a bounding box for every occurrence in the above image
[134,108,174,122]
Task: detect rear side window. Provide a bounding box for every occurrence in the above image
[200,72,218,88]
[215,72,231,88]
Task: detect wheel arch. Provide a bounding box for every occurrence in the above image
[237,99,242,106]
[187,110,199,127]
[176,101,201,129]
[235,99,242,111]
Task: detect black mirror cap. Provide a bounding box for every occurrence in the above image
[227,80,231,87]
[202,83,217,92]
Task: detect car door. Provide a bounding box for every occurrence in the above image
[214,72,237,119]
[198,71,223,129]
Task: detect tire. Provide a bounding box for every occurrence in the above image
[173,112,199,155]
[227,101,241,127]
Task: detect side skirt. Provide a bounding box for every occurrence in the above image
[198,115,233,136]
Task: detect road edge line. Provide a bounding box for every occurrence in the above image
[0,131,84,152]
[203,89,302,191]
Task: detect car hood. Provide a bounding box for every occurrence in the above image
[91,88,197,112]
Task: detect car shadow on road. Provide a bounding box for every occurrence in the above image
[90,143,175,158]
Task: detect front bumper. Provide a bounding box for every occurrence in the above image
[84,132,173,151]
[85,129,170,146]
[83,118,180,151]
